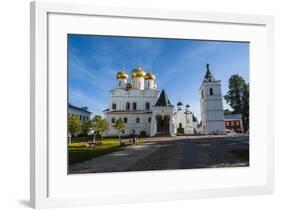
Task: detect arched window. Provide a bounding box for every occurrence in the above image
[111,118,115,123]
[119,81,121,87]
[145,102,150,110]
[112,103,117,110]
[133,102,137,110]
[209,88,213,95]
[179,123,182,128]
[136,118,140,123]
[126,102,130,110]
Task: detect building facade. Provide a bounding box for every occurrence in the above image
[199,64,225,134]
[68,104,92,121]
[104,66,196,137]
[224,114,243,133]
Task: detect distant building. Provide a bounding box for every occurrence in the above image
[68,104,92,121]
[224,114,243,133]
[174,103,194,134]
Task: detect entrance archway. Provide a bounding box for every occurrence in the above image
[156,115,170,135]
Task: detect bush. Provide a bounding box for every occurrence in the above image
[68,142,89,148]
[99,140,120,146]
[177,128,184,134]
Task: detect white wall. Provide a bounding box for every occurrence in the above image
[0,0,280,210]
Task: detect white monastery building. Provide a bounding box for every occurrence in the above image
[104,64,224,136]
[68,104,92,121]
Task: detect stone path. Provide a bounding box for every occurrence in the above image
[69,135,249,174]
[68,143,160,174]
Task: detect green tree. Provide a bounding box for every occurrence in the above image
[224,109,233,115]
[81,119,92,138]
[114,119,125,144]
[68,115,81,144]
[224,74,249,132]
[90,115,102,142]
[242,83,249,131]
[96,119,109,140]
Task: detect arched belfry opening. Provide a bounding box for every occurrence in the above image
[156,115,170,135]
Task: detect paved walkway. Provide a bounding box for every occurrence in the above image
[68,143,160,174]
[69,135,249,174]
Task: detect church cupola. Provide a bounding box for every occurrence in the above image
[185,104,190,112]
[131,66,145,90]
[177,101,183,110]
[145,71,156,89]
[116,67,128,88]
[204,64,215,82]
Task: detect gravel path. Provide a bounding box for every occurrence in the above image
[69,135,249,174]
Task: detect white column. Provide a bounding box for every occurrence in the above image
[169,115,176,136]
[150,115,156,136]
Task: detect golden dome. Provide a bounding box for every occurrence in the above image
[144,72,156,80]
[131,67,146,78]
[116,70,128,80]
[126,83,132,89]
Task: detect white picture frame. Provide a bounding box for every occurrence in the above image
[30,1,274,209]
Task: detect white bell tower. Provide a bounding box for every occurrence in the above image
[199,64,225,134]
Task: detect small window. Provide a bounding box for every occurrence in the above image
[209,88,213,95]
[111,118,115,123]
[236,121,240,126]
[146,102,150,110]
[148,117,151,123]
[136,118,140,123]
[112,103,117,110]
[79,116,82,120]
[124,117,128,123]
[133,102,137,110]
[201,90,204,98]
[231,121,235,126]
[126,102,130,110]
[119,81,121,87]
[226,121,230,126]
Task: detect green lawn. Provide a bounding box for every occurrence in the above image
[230,149,249,161]
[68,145,122,165]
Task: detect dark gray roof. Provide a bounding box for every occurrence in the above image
[68,104,92,114]
[155,89,172,107]
[224,114,242,119]
[204,64,215,81]
[177,101,183,106]
[186,104,190,108]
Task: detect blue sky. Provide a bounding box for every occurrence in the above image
[68,34,249,121]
